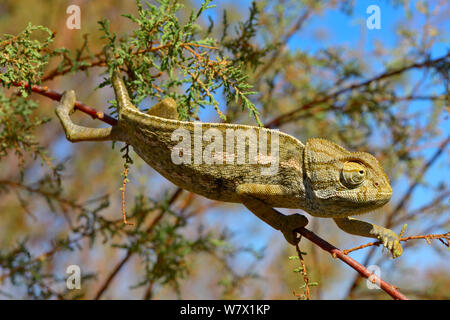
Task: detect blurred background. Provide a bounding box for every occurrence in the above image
[0,0,448,299]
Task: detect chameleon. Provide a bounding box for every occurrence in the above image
[55,47,402,258]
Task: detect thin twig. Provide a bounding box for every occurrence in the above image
[8,81,118,126]
[293,241,311,300]
[120,145,134,225]
[121,167,133,225]
[342,232,450,255]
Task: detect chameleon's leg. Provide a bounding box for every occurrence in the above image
[237,184,308,245]
[333,217,402,258]
[55,90,122,142]
[146,98,179,120]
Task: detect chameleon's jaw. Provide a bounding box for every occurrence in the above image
[308,185,393,217]
[377,182,393,203]
[349,188,392,215]
[357,180,392,210]
[375,175,393,204]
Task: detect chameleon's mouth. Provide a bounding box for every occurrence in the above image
[381,192,393,202]
[378,191,392,197]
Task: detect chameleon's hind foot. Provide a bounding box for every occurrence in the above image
[236,185,308,246]
[55,90,120,143]
[280,214,309,245]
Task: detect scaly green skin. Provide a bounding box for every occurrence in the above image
[54,47,402,258]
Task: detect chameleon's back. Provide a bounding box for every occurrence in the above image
[119,105,306,206]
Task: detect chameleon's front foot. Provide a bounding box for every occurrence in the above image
[370,226,403,258]
[333,217,402,259]
[280,214,309,245]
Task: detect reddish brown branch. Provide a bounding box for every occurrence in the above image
[294,226,408,300]
[9,81,118,126]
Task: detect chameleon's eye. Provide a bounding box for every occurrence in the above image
[341,161,366,188]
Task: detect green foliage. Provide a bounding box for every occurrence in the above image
[0,91,50,176]
[221,1,272,71]
[0,23,54,95]
[98,0,263,125]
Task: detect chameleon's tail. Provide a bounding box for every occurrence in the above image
[103,46,138,115]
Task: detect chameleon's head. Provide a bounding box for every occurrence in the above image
[304,138,392,217]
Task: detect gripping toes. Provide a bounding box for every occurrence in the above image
[376,229,402,258]
[280,214,308,246]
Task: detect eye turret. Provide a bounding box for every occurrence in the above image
[341,161,366,188]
